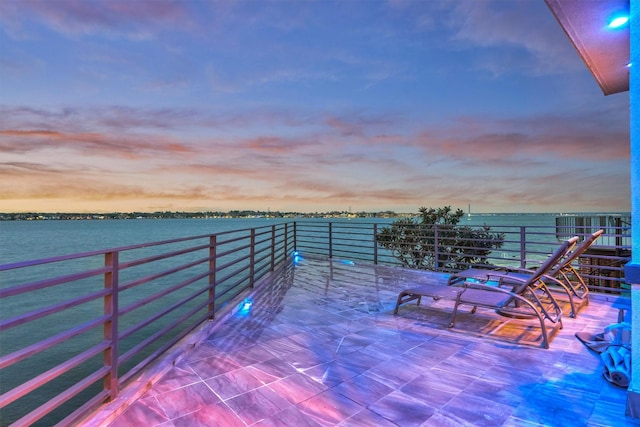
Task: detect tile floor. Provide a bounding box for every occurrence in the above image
[84,256,637,426]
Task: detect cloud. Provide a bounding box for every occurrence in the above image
[448,0,582,76]
[0,0,193,40]
[412,108,629,163]
[0,129,194,159]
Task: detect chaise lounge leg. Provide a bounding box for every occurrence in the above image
[539,317,549,349]
[394,292,422,315]
[449,295,462,328]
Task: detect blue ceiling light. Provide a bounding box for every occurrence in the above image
[608,15,629,29]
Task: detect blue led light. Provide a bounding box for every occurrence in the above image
[293,250,302,264]
[238,298,253,316]
[340,259,355,265]
[608,15,629,28]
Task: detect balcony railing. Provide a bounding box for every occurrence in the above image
[0,223,292,426]
[293,221,631,293]
[0,220,631,426]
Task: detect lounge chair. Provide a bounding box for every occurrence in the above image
[449,231,603,318]
[446,237,579,349]
[545,229,604,311]
[394,280,463,315]
[499,230,604,317]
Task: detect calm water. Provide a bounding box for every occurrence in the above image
[0,214,560,266]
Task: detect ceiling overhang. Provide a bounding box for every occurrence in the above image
[545,0,630,95]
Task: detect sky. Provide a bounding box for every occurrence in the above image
[0,0,631,214]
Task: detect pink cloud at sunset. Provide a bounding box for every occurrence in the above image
[0,0,630,214]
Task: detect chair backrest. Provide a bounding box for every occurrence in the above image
[514,236,579,293]
[550,229,604,276]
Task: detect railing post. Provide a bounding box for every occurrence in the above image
[104,251,119,401]
[329,222,333,259]
[250,229,256,288]
[293,222,297,253]
[520,226,526,269]
[271,225,276,271]
[434,225,439,272]
[615,217,622,254]
[209,235,216,319]
[284,223,289,258]
[373,223,378,264]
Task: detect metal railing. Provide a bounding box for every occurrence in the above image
[0,219,632,426]
[292,221,632,293]
[0,223,292,426]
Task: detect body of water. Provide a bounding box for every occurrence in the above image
[0,214,563,266]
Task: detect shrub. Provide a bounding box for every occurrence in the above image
[376,206,504,272]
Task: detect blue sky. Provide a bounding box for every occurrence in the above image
[0,0,630,213]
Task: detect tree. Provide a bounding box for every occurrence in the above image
[376,206,504,272]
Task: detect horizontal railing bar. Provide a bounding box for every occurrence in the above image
[0,341,110,408]
[119,283,209,343]
[12,369,111,427]
[218,284,248,307]
[0,253,105,272]
[215,276,250,301]
[253,229,274,239]
[119,270,210,319]
[254,252,271,266]
[254,263,270,278]
[215,253,251,273]
[0,266,110,299]
[119,310,211,385]
[254,247,272,259]
[56,390,112,427]
[215,242,252,259]
[0,288,111,332]
[0,234,219,272]
[119,243,210,270]
[254,236,273,246]
[119,255,210,293]
[215,263,251,287]
[119,300,210,366]
[214,234,250,247]
[1,223,290,271]
[0,314,110,369]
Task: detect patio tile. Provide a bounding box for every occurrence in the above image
[332,373,394,406]
[267,372,329,404]
[368,390,437,426]
[224,385,292,425]
[112,396,169,426]
[171,402,245,427]
[298,388,364,425]
[187,353,242,380]
[253,405,323,426]
[246,356,298,385]
[338,408,398,427]
[89,257,636,427]
[154,381,220,420]
[204,367,264,400]
[440,392,515,426]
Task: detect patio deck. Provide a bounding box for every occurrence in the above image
[84,256,637,426]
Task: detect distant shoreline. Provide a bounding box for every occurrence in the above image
[0,211,630,221]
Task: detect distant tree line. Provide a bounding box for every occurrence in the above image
[0,210,409,221]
